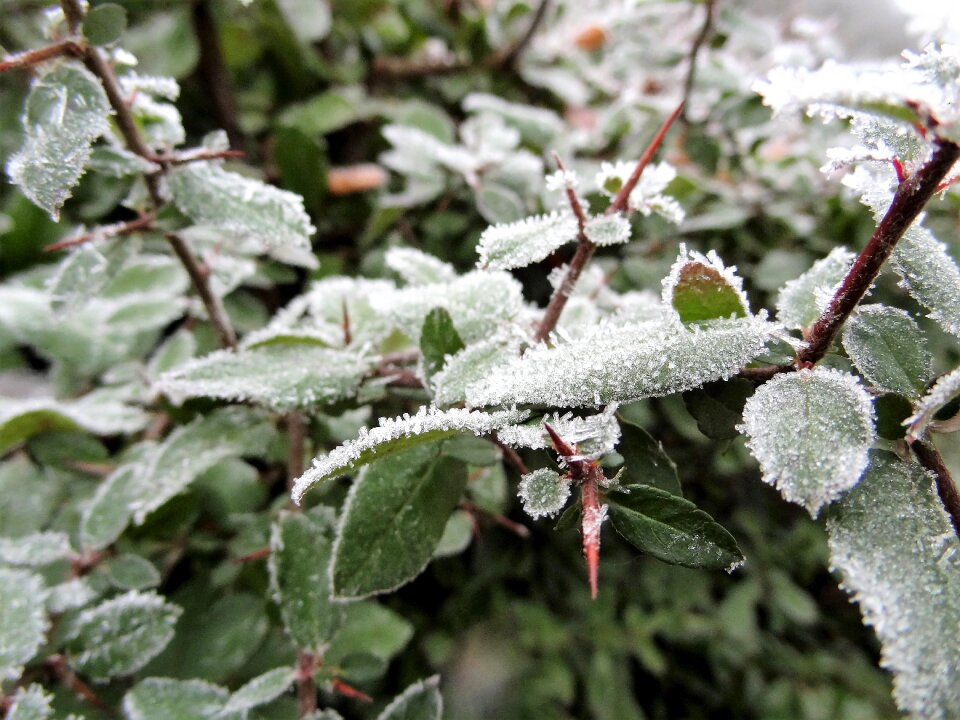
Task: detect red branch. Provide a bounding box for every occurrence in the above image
[912,440,960,537]
[44,213,155,252]
[296,651,319,716]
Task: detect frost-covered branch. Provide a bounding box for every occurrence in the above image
[798,138,960,365]
[680,0,716,125]
[44,212,155,252]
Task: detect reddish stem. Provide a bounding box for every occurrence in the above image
[44,213,155,252]
[580,473,601,600]
[232,546,271,564]
[330,678,373,703]
[296,651,318,716]
[0,39,80,73]
[912,440,960,537]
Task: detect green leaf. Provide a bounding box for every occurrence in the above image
[905,366,960,442]
[5,685,53,720]
[376,676,442,720]
[273,126,327,218]
[0,568,48,680]
[292,406,526,502]
[384,247,457,286]
[826,452,960,719]
[0,456,62,539]
[123,678,236,720]
[666,249,747,323]
[775,247,854,330]
[476,181,526,224]
[842,305,932,396]
[86,145,160,177]
[167,162,315,252]
[276,0,330,43]
[607,484,743,570]
[79,454,145,551]
[101,554,161,591]
[420,307,465,380]
[738,368,876,515]
[433,509,473,558]
[615,420,679,496]
[324,601,413,678]
[66,590,181,681]
[82,3,128,46]
[278,89,369,138]
[155,344,372,411]
[0,531,71,566]
[682,378,754,441]
[268,511,342,650]
[874,393,913,440]
[6,61,111,218]
[891,221,960,338]
[330,443,468,599]
[220,667,294,716]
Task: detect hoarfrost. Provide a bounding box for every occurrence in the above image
[584,214,631,246]
[0,568,48,680]
[842,304,932,396]
[904,366,960,441]
[476,211,579,270]
[738,368,875,515]
[518,468,571,519]
[432,336,520,407]
[0,532,71,566]
[385,247,457,285]
[497,406,621,459]
[776,247,855,330]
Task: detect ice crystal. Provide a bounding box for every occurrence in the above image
[904,366,960,441]
[595,160,684,223]
[827,452,960,719]
[518,468,571,519]
[167,162,316,252]
[584,214,631,246]
[432,336,520,407]
[385,247,457,285]
[776,247,855,330]
[6,62,111,219]
[544,169,580,192]
[497,406,621,459]
[475,211,579,270]
[467,316,778,408]
[291,406,529,503]
[738,368,875,515]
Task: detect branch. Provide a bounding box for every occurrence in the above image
[166,232,237,348]
[797,139,960,365]
[0,39,80,73]
[679,0,716,125]
[191,0,246,151]
[44,655,114,717]
[286,411,306,493]
[44,213,155,252]
[912,439,960,537]
[296,651,319,717]
[483,0,551,70]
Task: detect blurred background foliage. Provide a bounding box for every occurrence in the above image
[2,0,958,717]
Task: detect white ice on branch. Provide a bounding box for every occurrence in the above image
[595,160,684,223]
[497,406,621,459]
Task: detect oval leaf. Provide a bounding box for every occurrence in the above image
[0,569,48,680]
[376,676,442,720]
[842,304,932,396]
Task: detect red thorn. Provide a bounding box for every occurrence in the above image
[544,422,577,458]
[892,157,906,185]
[331,679,372,703]
[580,472,602,600]
[232,546,271,564]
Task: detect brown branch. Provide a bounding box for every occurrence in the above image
[550,152,588,233]
[45,655,115,717]
[912,440,960,537]
[60,0,83,33]
[0,39,80,73]
[156,148,246,166]
[737,364,792,382]
[286,412,307,494]
[166,232,238,348]
[191,0,246,151]
[44,212,155,252]
[679,0,716,125]
[461,500,530,538]
[492,435,530,476]
[797,139,960,365]
[483,0,551,70]
[296,651,319,717]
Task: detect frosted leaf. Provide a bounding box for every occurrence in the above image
[118,72,180,100]
[891,219,960,337]
[385,247,457,285]
[544,169,580,192]
[0,531,71,566]
[826,452,960,719]
[6,685,57,720]
[276,0,330,43]
[432,336,520,407]
[0,568,47,680]
[738,368,876,515]
[463,93,564,146]
[467,316,779,408]
[476,211,579,270]
[595,161,683,223]
[433,510,473,558]
[776,247,855,330]
[498,407,621,459]
[124,678,235,720]
[155,345,372,411]
[167,162,316,252]
[46,578,99,614]
[6,61,111,219]
[663,244,749,322]
[129,93,184,149]
[381,124,478,177]
[584,214,631,246]
[219,667,294,716]
[518,468,571,519]
[904,366,960,441]
[376,676,442,720]
[66,590,181,680]
[46,243,109,309]
[87,144,161,177]
[291,406,528,503]
[842,304,932,396]
[374,270,525,344]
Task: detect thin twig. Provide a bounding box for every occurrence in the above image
[45,655,115,717]
[461,500,530,538]
[44,212,155,252]
[912,440,960,537]
[483,0,551,69]
[797,139,960,366]
[166,232,238,348]
[679,0,716,125]
[737,365,791,382]
[0,39,80,73]
[191,0,246,151]
[492,435,530,475]
[296,651,319,717]
[60,0,83,33]
[550,152,588,233]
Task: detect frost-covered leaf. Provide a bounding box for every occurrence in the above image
[384,247,457,285]
[420,307,465,381]
[463,93,564,146]
[616,419,682,496]
[905,366,960,442]
[5,685,53,720]
[376,676,442,720]
[82,3,128,46]
[219,667,294,716]
[330,443,467,599]
[775,247,855,330]
[518,468,570,519]
[607,485,743,570]
[146,329,196,379]
[6,61,111,218]
[124,678,236,720]
[47,244,109,309]
[842,304,932,396]
[0,531,71,566]
[826,451,960,719]
[664,245,748,323]
[595,160,684,223]
[268,511,341,649]
[890,218,960,338]
[381,124,477,178]
[292,406,528,503]
[0,457,62,540]
[46,577,99,614]
[66,590,181,680]
[167,162,315,252]
[0,568,47,680]
[79,454,146,551]
[475,180,526,224]
[467,316,779,408]
[584,214,631,247]
[498,408,621,459]
[432,336,518,407]
[155,345,371,410]
[738,368,876,515]
[476,211,578,270]
[276,0,330,43]
[87,144,160,177]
